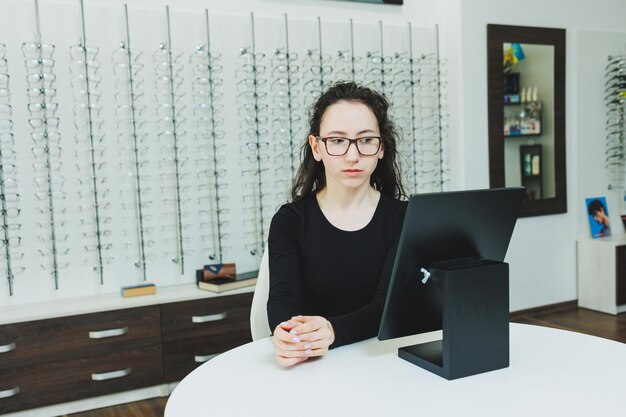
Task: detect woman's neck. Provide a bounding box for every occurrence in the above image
[316,183,378,210]
[316,184,381,232]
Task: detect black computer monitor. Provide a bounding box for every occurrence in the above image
[378,187,525,341]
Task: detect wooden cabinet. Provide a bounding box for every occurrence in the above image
[0,288,254,414]
[0,305,161,370]
[577,236,626,315]
[0,306,163,414]
[0,346,162,414]
[161,293,253,382]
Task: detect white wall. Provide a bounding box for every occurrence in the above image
[576,29,626,239]
[0,0,459,305]
[6,0,626,311]
[460,0,626,310]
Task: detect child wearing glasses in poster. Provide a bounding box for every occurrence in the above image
[586,197,611,238]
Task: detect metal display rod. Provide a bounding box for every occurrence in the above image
[204,9,226,263]
[350,19,356,82]
[282,14,297,181]
[434,24,445,191]
[251,12,265,256]
[31,0,62,289]
[122,3,148,281]
[407,22,418,192]
[163,5,185,274]
[77,0,106,284]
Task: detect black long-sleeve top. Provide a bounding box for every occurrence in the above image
[267,192,407,348]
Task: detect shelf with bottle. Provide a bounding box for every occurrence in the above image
[519,144,542,200]
[504,100,542,137]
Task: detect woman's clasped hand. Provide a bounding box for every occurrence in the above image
[271,315,335,367]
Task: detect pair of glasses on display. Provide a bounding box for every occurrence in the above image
[239,47,265,62]
[194,140,226,158]
[154,43,183,65]
[194,82,224,103]
[192,61,223,77]
[190,46,222,64]
[112,43,144,70]
[304,48,332,65]
[194,105,223,122]
[333,51,363,76]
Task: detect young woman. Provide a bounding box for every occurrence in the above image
[267,82,407,367]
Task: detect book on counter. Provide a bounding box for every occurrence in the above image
[196,264,258,293]
[121,283,157,297]
[197,277,257,293]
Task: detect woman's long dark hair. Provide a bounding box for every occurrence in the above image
[291,81,406,201]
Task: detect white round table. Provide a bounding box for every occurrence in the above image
[165,323,626,417]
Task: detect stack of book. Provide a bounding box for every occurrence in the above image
[196,263,257,293]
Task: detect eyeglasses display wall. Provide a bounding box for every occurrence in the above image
[605,53,626,190]
[0,0,448,303]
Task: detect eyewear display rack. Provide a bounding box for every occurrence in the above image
[0,2,449,297]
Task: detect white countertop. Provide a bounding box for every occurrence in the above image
[0,283,255,325]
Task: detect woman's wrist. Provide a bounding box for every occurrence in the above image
[326,319,335,345]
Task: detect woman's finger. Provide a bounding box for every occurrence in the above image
[276,355,308,367]
[273,322,306,343]
[299,340,325,351]
[272,336,307,352]
[289,317,326,337]
[275,347,307,359]
[303,347,328,358]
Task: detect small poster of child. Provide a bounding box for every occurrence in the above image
[586,197,611,238]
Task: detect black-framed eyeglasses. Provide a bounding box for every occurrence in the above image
[316,135,382,156]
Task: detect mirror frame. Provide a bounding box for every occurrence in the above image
[487,24,566,217]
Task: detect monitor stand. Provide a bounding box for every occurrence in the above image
[398,259,509,380]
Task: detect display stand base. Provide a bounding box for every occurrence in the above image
[398,259,509,380]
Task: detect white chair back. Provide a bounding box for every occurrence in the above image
[250,244,271,340]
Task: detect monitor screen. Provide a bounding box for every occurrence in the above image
[378,187,525,341]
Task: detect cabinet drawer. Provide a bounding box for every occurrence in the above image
[0,306,161,370]
[0,345,162,414]
[161,293,253,342]
[163,330,252,382]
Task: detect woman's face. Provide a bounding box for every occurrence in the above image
[309,100,384,192]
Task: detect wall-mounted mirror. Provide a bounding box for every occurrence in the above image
[487,24,566,217]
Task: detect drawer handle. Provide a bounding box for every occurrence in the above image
[192,312,227,323]
[0,387,20,399]
[91,368,132,381]
[89,327,129,339]
[194,353,220,363]
[0,343,16,354]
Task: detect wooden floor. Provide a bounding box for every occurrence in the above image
[63,397,168,417]
[66,303,625,417]
[510,301,626,344]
